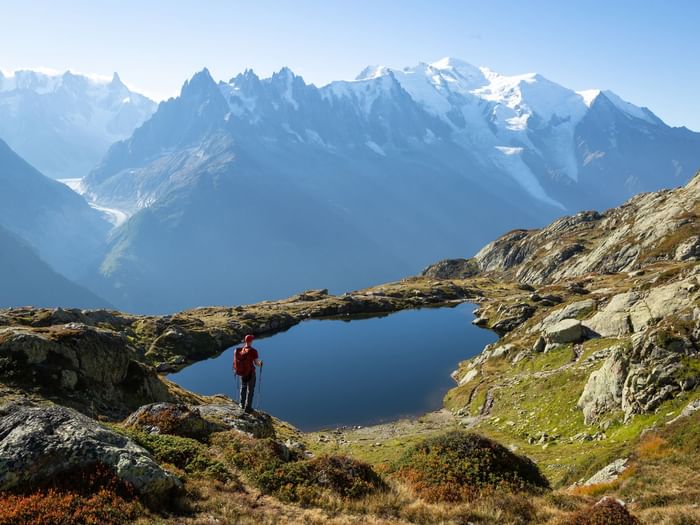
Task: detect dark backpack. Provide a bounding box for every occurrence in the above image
[233,347,255,376]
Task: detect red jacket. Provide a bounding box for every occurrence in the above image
[233,346,258,376]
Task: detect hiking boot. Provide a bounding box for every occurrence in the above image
[244,407,254,414]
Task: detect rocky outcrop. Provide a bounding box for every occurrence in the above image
[675,235,700,261]
[474,173,700,285]
[0,323,176,419]
[124,401,275,439]
[578,315,700,424]
[421,258,480,280]
[194,402,275,438]
[490,303,536,335]
[578,346,629,424]
[0,402,181,501]
[583,292,637,337]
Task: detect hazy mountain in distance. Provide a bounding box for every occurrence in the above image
[0,139,110,281]
[0,69,156,179]
[0,224,110,309]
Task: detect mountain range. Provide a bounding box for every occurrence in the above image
[1,58,699,313]
[0,69,155,179]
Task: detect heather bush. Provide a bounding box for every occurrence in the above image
[0,463,142,525]
[396,431,549,502]
[219,433,385,502]
[565,497,640,525]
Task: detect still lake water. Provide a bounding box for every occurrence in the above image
[169,302,497,431]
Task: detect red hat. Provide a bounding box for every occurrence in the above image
[244,334,255,344]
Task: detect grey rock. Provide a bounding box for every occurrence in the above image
[491,303,536,334]
[533,336,546,353]
[675,235,700,261]
[0,402,180,501]
[537,299,597,332]
[544,319,586,344]
[583,292,638,337]
[583,458,629,486]
[578,347,629,424]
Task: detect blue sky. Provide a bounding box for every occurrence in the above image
[3,0,699,129]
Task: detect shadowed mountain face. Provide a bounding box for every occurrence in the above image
[78,61,700,313]
[0,139,110,281]
[0,225,109,309]
[0,70,156,179]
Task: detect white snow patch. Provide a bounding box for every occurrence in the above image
[578,89,601,107]
[495,146,524,155]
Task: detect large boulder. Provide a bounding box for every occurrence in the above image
[544,319,587,344]
[0,402,181,501]
[582,458,629,486]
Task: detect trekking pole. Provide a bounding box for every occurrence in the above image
[256,364,263,411]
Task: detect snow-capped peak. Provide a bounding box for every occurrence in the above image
[355,65,391,81]
[577,89,601,107]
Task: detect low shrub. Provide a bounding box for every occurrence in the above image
[219,434,384,502]
[395,431,549,502]
[125,429,234,483]
[0,463,142,525]
[564,497,640,525]
[271,455,386,502]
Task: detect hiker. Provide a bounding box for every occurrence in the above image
[233,334,263,413]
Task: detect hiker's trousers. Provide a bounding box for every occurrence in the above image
[239,370,256,411]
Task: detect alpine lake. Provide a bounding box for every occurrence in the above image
[169,302,497,431]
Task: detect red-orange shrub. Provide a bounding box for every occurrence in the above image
[0,463,142,525]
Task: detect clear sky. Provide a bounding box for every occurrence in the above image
[3,0,699,129]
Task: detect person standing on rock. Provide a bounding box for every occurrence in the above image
[233,334,263,413]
